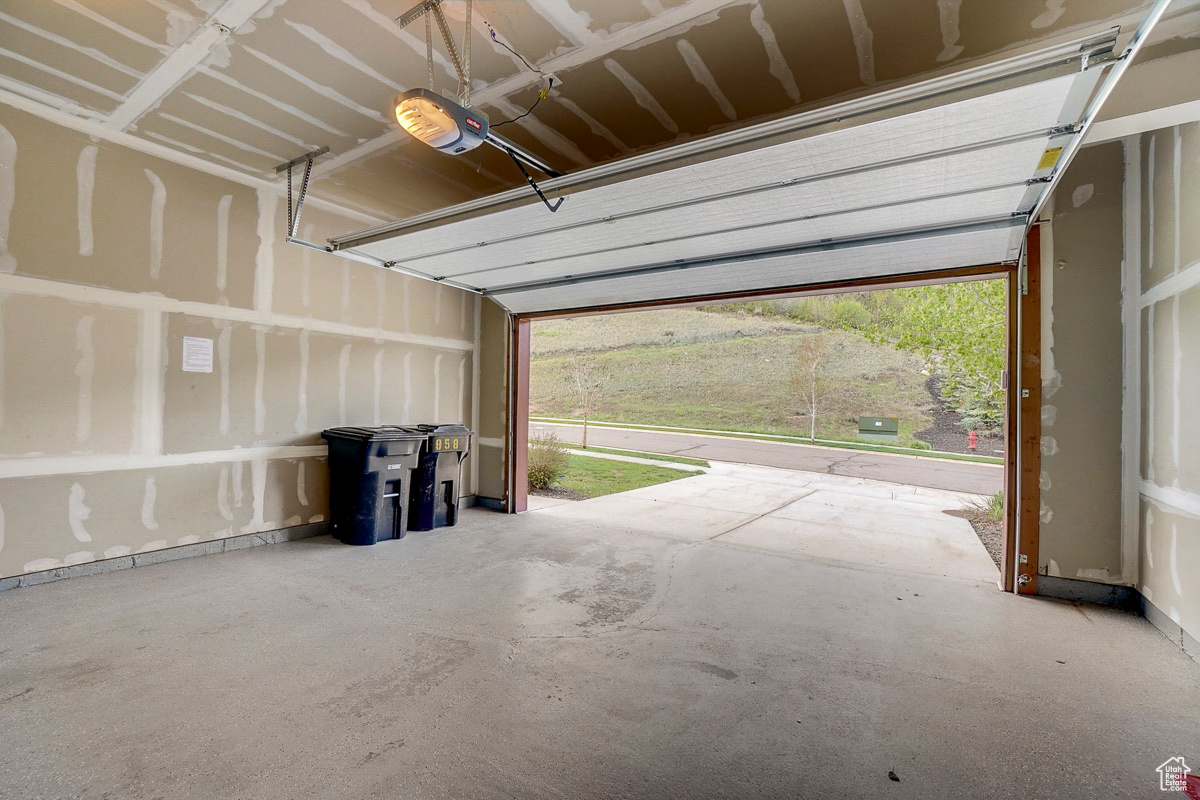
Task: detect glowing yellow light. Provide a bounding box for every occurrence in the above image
[395,96,461,149]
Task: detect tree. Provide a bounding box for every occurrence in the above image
[791,334,835,444]
[564,356,610,448]
[855,281,1007,433]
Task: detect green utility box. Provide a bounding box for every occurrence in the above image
[858,416,899,443]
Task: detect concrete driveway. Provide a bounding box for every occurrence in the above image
[533,422,1004,495]
[531,461,999,584]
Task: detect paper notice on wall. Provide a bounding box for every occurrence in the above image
[182,336,214,373]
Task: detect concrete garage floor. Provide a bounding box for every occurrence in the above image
[2,484,1198,798]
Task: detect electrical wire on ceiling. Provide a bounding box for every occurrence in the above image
[482,18,545,75]
[491,77,554,129]
[480,17,555,128]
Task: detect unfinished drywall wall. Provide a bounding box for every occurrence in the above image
[0,103,478,580]
[474,298,509,504]
[1133,121,1200,647]
[1038,142,1126,583]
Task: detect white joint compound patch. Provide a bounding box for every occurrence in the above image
[216,194,232,292]
[76,145,97,256]
[141,476,159,530]
[144,169,166,280]
[75,315,95,444]
[1071,183,1094,208]
[68,482,92,542]
[936,0,963,62]
[254,188,277,313]
[1031,0,1066,29]
[0,122,17,274]
[1040,436,1058,456]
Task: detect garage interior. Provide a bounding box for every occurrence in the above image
[0,0,1198,797]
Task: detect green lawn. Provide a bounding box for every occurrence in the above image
[564,444,710,467]
[556,454,702,498]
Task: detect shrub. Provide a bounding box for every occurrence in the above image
[826,299,871,329]
[911,439,932,450]
[528,432,569,490]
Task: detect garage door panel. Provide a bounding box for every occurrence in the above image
[418,139,1049,281]
[494,225,1020,314]
[451,185,1028,289]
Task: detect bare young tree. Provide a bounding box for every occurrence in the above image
[791,334,833,444]
[564,356,609,449]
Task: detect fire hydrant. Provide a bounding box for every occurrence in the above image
[967,430,978,451]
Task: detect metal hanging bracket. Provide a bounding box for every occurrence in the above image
[502,146,564,213]
[276,145,329,238]
[396,0,473,105]
[274,146,482,293]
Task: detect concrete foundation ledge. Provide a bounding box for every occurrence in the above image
[1142,597,1200,665]
[1036,575,1140,611]
[0,521,329,592]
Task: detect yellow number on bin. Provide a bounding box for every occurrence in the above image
[435,439,442,451]
[452,438,460,450]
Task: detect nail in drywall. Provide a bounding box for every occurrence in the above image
[1170,522,1182,594]
[458,356,466,419]
[232,456,244,507]
[1031,0,1066,29]
[68,482,92,542]
[75,315,95,444]
[295,329,309,434]
[132,309,164,456]
[841,0,876,85]
[749,3,800,101]
[297,460,308,506]
[375,269,386,331]
[217,194,232,291]
[301,222,315,308]
[433,353,443,421]
[254,327,266,435]
[677,39,735,120]
[338,344,351,426]
[403,351,413,423]
[1071,183,1093,207]
[1145,505,1154,568]
[141,476,158,530]
[218,324,232,435]
[76,145,97,256]
[1173,295,1181,481]
[0,122,16,274]
[373,347,383,425]
[936,0,963,62]
[254,188,276,313]
[604,58,679,134]
[240,457,268,533]
[218,463,233,520]
[553,97,630,153]
[144,169,165,280]
[0,300,5,431]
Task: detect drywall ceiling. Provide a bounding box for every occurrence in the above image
[1,0,1184,225]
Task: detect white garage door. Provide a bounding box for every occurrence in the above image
[328,29,1125,315]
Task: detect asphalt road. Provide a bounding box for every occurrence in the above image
[532,422,1004,496]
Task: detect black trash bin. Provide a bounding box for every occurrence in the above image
[321,426,425,545]
[405,424,472,531]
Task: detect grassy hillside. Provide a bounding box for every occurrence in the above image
[531,310,933,446]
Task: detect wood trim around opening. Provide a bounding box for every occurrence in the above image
[1016,226,1043,594]
[510,318,531,514]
